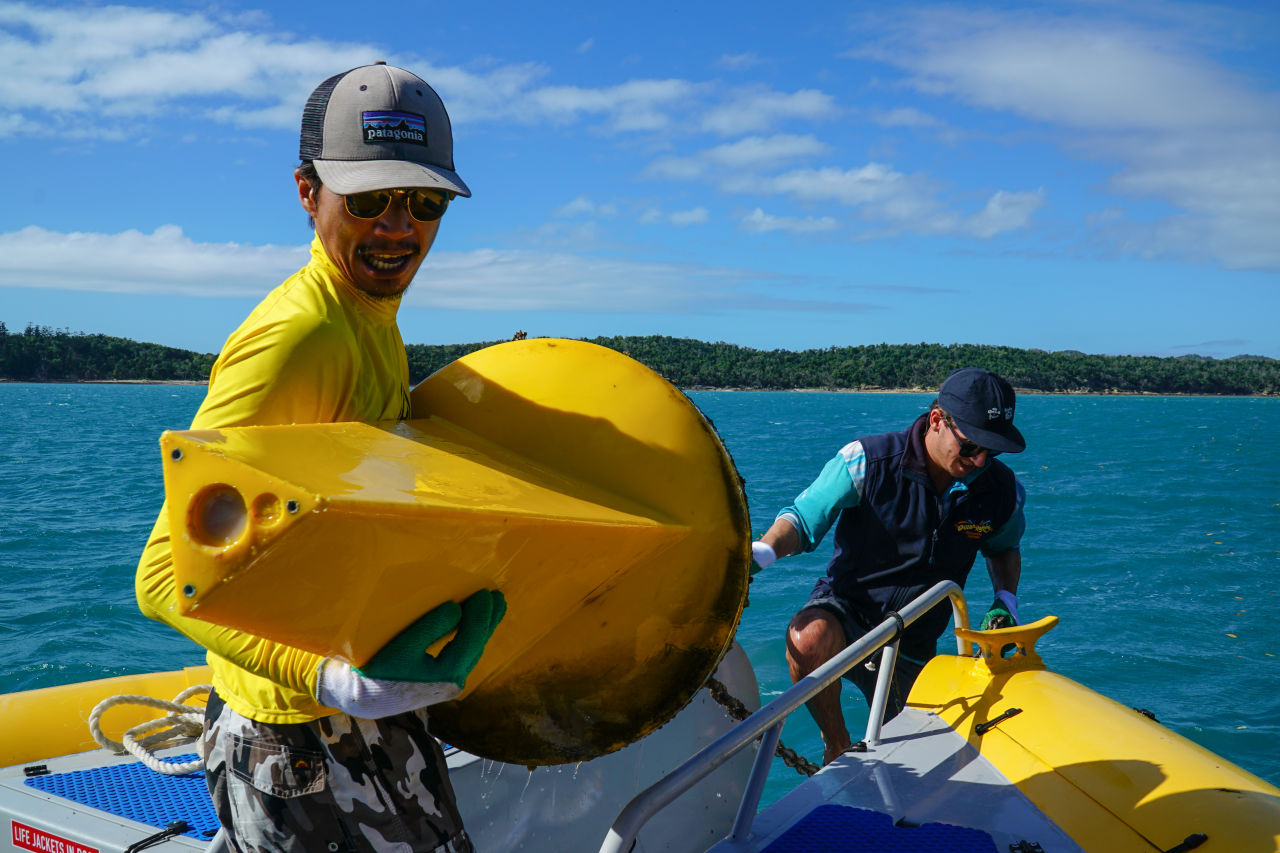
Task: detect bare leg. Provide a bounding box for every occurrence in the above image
[786,607,852,764]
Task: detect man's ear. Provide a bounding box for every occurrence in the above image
[295,171,319,217]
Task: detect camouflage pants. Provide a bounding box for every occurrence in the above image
[203,689,473,853]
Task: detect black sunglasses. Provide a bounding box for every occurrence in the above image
[942,414,1000,458]
[343,188,452,222]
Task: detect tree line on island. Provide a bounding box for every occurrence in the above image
[3,322,1278,395]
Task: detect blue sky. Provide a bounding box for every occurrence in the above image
[2,0,1278,358]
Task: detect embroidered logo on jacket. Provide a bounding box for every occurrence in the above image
[362,111,427,146]
[955,519,993,539]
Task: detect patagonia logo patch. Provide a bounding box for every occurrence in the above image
[955,519,993,540]
[362,110,427,146]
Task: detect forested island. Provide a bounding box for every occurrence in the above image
[3,322,1278,395]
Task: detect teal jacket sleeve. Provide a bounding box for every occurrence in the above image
[776,440,866,553]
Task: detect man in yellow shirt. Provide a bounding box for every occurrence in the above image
[136,63,501,851]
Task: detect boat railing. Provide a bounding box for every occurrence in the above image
[597,580,971,853]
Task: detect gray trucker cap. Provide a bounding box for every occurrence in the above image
[299,62,471,197]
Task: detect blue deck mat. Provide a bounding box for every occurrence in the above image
[25,754,219,841]
[763,804,998,853]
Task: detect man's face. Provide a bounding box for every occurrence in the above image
[296,174,442,299]
[927,409,994,480]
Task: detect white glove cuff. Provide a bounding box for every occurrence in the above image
[995,589,1019,622]
[316,658,353,710]
[316,658,459,719]
[751,541,777,570]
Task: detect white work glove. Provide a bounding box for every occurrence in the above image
[315,591,506,719]
[316,659,461,719]
[750,541,777,575]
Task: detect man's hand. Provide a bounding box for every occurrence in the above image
[980,590,1019,631]
[359,590,506,684]
[750,541,777,576]
[316,590,506,718]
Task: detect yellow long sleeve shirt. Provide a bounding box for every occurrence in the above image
[135,236,411,724]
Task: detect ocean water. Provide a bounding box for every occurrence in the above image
[1,383,1277,808]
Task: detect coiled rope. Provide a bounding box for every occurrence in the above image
[88,685,211,776]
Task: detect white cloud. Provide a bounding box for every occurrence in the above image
[527,78,699,132]
[871,107,944,129]
[638,206,710,226]
[525,220,603,249]
[0,112,24,138]
[881,17,1274,133]
[966,189,1046,239]
[0,2,698,138]
[651,134,1040,239]
[717,53,765,71]
[0,226,781,314]
[419,62,549,125]
[668,207,709,226]
[705,135,832,170]
[576,38,594,54]
[1098,132,1280,268]
[742,164,948,230]
[0,3,370,131]
[739,209,839,234]
[1087,206,1127,227]
[411,249,755,313]
[646,134,830,180]
[554,196,617,218]
[700,86,839,135]
[737,165,1040,238]
[0,225,304,295]
[849,6,1280,268]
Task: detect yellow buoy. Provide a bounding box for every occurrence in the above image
[162,339,750,764]
[912,620,1280,852]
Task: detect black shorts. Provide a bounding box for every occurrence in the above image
[798,591,927,721]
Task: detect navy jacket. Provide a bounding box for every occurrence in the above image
[811,414,1022,659]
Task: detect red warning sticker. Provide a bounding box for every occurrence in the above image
[11,821,100,853]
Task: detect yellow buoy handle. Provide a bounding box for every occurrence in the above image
[956,615,1059,664]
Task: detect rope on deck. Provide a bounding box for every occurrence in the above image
[88,684,211,776]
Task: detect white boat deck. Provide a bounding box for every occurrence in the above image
[0,710,1086,853]
[0,744,213,851]
[0,645,761,853]
[596,582,1109,853]
[711,707,1085,852]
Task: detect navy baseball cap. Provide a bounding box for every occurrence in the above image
[937,367,1026,454]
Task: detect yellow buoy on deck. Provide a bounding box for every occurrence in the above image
[162,339,750,765]
[909,619,1280,852]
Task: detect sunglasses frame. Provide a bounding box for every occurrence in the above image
[941,412,1000,459]
[342,188,452,223]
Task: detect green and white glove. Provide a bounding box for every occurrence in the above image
[316,590,506,719]
[979,590,1019,631]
